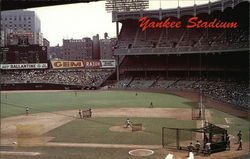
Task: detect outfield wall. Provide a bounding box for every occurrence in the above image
[0,83,97,90]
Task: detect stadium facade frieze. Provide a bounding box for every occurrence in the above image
[112,0,246,22]
[138,17,238,31]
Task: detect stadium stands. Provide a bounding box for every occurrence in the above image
[1,69,113,88]
[114,1,249,55]
[108,77,249,112]
[109,0,249,112]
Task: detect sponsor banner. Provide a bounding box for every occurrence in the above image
[100,60,116,68]
[51,61,84,69]
[84,60,102,69]
[0,63,48,70]
[51,60,116,69]
[12,32,34,38]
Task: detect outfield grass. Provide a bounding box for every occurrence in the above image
[1,91,194,118]
[46,117,196,145]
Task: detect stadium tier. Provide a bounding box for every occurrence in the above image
[113,0,249,55]
[108,0,249,112]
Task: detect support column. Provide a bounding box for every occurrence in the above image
[116,55,120,81]
[116,22,119,39]
[162,127,165,148]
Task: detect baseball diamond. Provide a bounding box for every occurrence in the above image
[0,90,249,159]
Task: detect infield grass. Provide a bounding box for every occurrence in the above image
[46,117,196,145]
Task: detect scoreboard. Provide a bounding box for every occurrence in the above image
[0,45,48,64]
[106,0,149,12]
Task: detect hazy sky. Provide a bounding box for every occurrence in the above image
[28,0,215,46]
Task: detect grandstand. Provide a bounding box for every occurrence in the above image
[108,0,249,112]
[1,69,113,90]
[113,0,249,55]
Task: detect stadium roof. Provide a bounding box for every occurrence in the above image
[1,0,100,11]
[112,0,248,22]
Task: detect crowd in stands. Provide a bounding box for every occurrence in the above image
[115,21,249,54]
[108,77,249,112]
[1,69,114,87]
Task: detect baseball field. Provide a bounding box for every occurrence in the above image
[0,90,249,159]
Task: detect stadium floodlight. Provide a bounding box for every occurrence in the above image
[105,0,149,12]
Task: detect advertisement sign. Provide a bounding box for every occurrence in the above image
[100,60,116,68]
[51,61,84,69]
[51,60,116,69]
[0,63,48,69]
[84,60,102,69]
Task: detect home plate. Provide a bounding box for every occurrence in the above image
[0,151,40,156]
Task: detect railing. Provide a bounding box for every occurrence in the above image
[114,46,249,55]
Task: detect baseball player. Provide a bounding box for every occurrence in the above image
[149,102,153,108]
[88,108,92,118]
[125,118,133,128]
[205,142,211,155]
[199,109,202,118]
[78,109,82,119]
[237,139,243,150]
[187,142,195,157]
[25,106,29,116]
[237,130,242,144]
[195,140,201,155]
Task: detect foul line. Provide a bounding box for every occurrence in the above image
[46,142,162,149]
[0,151,40,156]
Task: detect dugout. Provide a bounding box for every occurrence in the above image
[162,122,227,154]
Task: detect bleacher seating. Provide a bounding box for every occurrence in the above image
[1,69,113,87]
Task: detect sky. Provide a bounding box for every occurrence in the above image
[27,0,216,46]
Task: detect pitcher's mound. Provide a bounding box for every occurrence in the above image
[109,125,145,132]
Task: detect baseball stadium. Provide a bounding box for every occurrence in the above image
[0,0,249,159]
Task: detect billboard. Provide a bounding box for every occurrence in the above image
[84,60,102,69]
[51,60,116,69]
[51,61,84,69]
[0,63,48,70]
[100,60,116,68]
